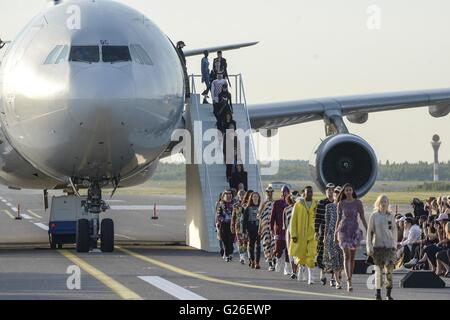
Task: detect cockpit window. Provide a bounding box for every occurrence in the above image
[69,46,99,63]
[102,46,131,63]
[55,45,69,64]
[44,45,69,64]
[44,45,63,64]
[130,44,153,65]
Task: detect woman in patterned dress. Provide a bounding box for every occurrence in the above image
[323,186,344,289]
[259,186,275,270]
[334,183,368,292]
[232,190,252,264]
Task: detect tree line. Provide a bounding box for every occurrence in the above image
[153,160,450,181]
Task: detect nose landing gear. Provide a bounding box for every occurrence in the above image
[76,181,113,253]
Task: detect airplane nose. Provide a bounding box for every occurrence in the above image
[70,66,136,101]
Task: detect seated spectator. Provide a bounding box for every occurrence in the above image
[217,112,236,135]
[411,198,428,218]
[230,164,248,191]
[397,217,421,265]
[435,222,450,277]
[411,214,449,272]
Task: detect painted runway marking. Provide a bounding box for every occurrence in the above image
[2,200,7,203]
[114,234,136,240]
[152,224,164,227]
[6,202,12,206]
[28,210,43,219]
[33,223,49,231]
[3,210,15,219]
[138,276,206,300]
[59,250,142,300]
[11,207,18,212]
[110,205,185,211]
[20,213,33,220]
[117,247,371,301]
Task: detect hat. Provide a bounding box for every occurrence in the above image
[334,186,342,193]
[265,185,274,192]
[326,183,335,189]
[404,217,413,224]
[436,213,449,222]
[281,185,290,193]
[177,41,186,47]
[397,216,406,222]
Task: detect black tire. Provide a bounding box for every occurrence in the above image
[76,219,90,253]
[57,244,63,249]
[100,219,114,252]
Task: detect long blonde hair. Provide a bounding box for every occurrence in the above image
[373,194,391,213]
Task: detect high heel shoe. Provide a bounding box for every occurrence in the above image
[347,281,353,292]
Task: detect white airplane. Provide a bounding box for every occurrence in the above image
[0,0,449,252]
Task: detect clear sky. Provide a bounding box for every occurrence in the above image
[1,0,449,163]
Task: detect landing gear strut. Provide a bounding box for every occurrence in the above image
[76,181,112,253]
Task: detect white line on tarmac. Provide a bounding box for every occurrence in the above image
[110,205,185,211]
[20,213,33,220]
[33,223,49,231]
[1,200,7,203]
[114,234,136,240]
[6,202,12,206]
[138,276,207,300]
[152,224,164,227]
[11,207,18,212]
[27,210,43,219]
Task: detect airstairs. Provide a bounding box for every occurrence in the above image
[185,75,262,252]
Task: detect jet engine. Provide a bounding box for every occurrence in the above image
[310,134,378,197]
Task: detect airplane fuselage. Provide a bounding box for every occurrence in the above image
[0,0,185,188]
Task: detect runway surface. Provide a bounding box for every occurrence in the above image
[0,186,448,300]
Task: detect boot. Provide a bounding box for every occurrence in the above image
[255,262,261,269]
[249,259,253,267]
[386,288,394,300]
[307,267,316,285]
[275,258,282,272]
[251,260,256,269]
[268,261,275,271]
[239,253,245,265]
[284,262,292,276]
[375,289,382,300]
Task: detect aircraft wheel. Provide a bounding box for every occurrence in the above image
[76,219,90,253]
[100,218,114,253]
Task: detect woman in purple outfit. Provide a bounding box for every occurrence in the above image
[334,183,368,292]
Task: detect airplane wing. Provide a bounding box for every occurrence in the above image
[184,41,259,57]
[248,88,450,130]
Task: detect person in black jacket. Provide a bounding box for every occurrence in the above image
[176,41,190,99]
[217,84,233,121]
[243,192,262,269]
[213,51,228,79]
[230,164,247,191]
[217,112,236,135]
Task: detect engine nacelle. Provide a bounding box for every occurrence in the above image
[310,134,378,197]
